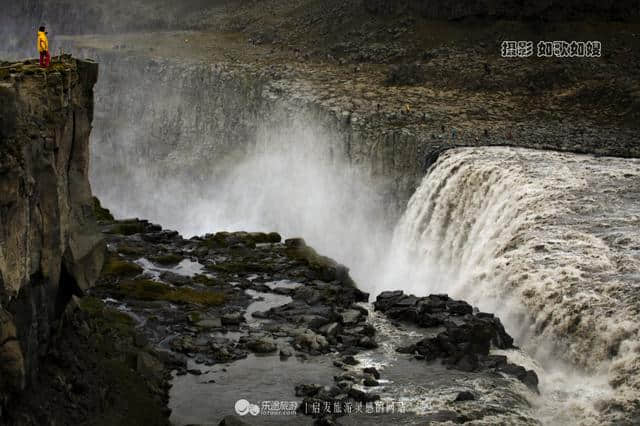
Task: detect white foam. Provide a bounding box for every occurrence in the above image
[380,147,640,423]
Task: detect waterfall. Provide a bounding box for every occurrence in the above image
[380,146,640,422]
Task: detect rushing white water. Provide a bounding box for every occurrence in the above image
[378,147,640,424]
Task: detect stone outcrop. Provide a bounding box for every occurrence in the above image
[374,291,539,390]
[0,57,104,404]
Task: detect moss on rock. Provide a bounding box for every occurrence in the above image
[193,274,223,286]
[92,196,115,221]
[79,296,136,337]
[102,254,143,277]
[197,231,281,250]
[285,244,337,271]
[117,279,224,306]
[73,297,170,425]
[116,244,145,256]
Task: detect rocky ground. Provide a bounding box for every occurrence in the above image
[63,12,640,166]
[3,198,538,425]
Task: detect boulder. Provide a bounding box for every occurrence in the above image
[454,391,475,402]
[247,337,277,354]
[294,329,329,352]
[339,309,362,325]
[279,348,293,358]
[372,290,404,312]
[342,355,359,366]
[362,367,380,379]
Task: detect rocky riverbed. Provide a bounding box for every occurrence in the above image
[2,199,542,425]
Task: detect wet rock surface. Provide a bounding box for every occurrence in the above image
[81,201,399,421]
[374,291,538,391]
[77,201,538,424]
[90,204,373,372]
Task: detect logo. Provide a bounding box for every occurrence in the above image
[235,399,260,416]
[234,399,299,416]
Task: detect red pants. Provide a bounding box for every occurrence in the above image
[39,50,50,68]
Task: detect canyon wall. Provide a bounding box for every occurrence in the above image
[84,52,441,222]
[85,50,640,225]
[0,58,105,406]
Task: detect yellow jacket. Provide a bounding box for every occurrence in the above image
[38,31,48,52]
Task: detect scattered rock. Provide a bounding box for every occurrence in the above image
[454,391,475,402]
[375,291,537,390]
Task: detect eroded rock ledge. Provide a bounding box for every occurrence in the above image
[0,57,105,405]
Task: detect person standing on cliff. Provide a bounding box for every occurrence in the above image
[38,26,50,68]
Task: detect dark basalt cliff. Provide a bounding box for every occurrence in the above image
[0,57,105,406]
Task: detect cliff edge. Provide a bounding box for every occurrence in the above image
[0,57,105,405]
